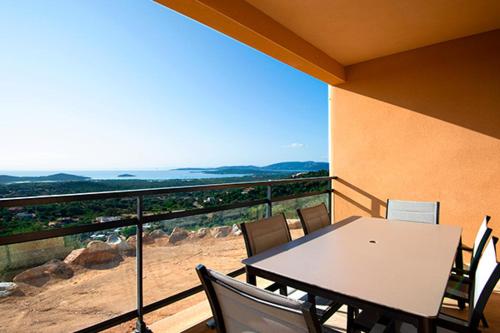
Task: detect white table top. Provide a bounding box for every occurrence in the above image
[243,216,461,318]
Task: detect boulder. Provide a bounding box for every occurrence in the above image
[0,282,19,297]
[64,241,122,268]
[154,236,170,247]
[125,236,137,256]
[196,228,209,239]
[169,227,189,244]
[149,229,167,239]
[107,235,134,256]
[142,233,155,244]
[231,224,242,236]
[211,226,232,238]
[287,219,302,230]
[13,259,73,287]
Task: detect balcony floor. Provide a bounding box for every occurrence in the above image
[150,285,500,333]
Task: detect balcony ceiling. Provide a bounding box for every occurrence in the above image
[156,0,500,85]
[245,0,500,66]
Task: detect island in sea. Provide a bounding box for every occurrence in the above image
[117,174,135,178]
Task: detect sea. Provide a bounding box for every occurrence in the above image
[0,170,247,180]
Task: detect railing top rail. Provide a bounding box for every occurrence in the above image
[0,176,336,208]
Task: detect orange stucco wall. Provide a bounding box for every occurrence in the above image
[330,30,500,248]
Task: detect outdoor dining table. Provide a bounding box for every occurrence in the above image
[242,216,462,333]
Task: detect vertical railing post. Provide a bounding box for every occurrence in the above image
[135,196,151,333]
[328,178,333,222]
[265,185,272,218]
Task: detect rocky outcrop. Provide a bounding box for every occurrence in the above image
[0,282,20,297]
[196,228,209,238]
[287,219,302,230]
[125,236,137,256]
[64,241,122,268]
[210,226,232,238]
[231,224,242,236]
[13,259,73,287]
[149,229,167,239]
[169,227,189,245]
[107,235,134,256]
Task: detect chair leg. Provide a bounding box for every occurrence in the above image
[307,293,316,307]
[246,273,256,286]
[480,314,489,328]
[347,306,355,333]
[457,299,466,310]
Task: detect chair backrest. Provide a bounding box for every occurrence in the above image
[386,199,440,224]
[297,203,331,235]
[240,213,291,257]
[469,215,492,276]
[196,265,321,333]
[469,236,499,329]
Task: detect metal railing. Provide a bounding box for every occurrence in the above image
[0,176,336,332]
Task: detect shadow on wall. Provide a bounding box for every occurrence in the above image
[337,30,500,140]
[334,178,386,218]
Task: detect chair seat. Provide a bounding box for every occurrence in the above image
[446,279,469,299]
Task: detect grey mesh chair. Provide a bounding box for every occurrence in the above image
[351,237,500,333]
[240,213,342,323]
[386,199,440,224]
[240,213,291,293]
[297,203,331,235]
[196,265,340,333]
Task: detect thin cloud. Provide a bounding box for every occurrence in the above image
[285,143,305,149]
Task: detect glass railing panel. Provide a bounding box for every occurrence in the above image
[142,204,266,308]
[141,186,267,217]
[0,229,135,332]
[272,193,329,239]
[0,197,136,238]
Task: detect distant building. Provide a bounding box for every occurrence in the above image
[15,212,35,219]
[49,217,79,227]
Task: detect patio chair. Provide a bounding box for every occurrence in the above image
[240,213,291,294]
[450,215,492,281]
[386,199,440,224]
[297,203,331,235]
[446,215,492,323]
[350,237,500,333]
[240,213,342,323]
[196,264,341,333]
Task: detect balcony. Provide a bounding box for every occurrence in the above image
[1,1,500,332]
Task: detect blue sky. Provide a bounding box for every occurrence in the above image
[0,1,328,170]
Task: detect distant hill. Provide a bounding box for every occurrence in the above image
[263,161,329,171]
[0,173,90,184]
[176,161,329,175]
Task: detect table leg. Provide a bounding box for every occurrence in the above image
[418,318,436,333]
[245,266,256,286]
[455,237,464,271]
[455,237,466,309]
